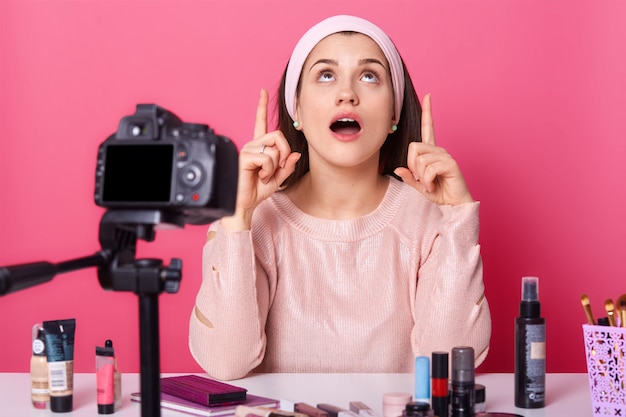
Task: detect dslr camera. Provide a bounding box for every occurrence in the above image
[94,104,238,225]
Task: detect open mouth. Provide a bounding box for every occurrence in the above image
[330,118,361,135]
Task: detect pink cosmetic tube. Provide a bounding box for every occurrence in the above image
[96,341,115,414]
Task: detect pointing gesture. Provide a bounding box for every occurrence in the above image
[221,89,301,231]
[394,94,474,206]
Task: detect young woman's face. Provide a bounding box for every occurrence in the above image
[295,32,395,172]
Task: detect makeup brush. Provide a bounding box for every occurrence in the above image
[616,294,626,328]
[605,299,616,327]
[580,294,596,325]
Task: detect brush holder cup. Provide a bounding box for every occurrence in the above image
[582,324,626,416]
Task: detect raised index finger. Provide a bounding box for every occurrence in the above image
[254,88,269,139]
[421,93,436,145]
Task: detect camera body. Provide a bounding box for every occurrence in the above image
[94,104,238,225]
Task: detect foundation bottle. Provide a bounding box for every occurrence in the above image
[30,325,50,409]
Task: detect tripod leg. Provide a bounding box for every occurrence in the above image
[139,293,161,417]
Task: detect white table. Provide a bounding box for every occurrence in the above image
[0,373,592,416]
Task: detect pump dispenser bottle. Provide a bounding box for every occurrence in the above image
[450,346,475,417]
[514,276,546,408]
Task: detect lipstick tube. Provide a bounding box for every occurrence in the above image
[431,352,449,417]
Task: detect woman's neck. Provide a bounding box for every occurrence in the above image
[286,169,389,220]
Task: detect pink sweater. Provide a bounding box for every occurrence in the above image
[189,177,491,381]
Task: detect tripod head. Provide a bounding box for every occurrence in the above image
[97,209,185,295]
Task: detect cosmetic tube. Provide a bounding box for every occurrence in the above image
[450,346,475,417]
[514,276,545,408]
[431,352,448,417]
[96,340,116,414]
[43,318,76,413]
[31,324,49,409]
[414,356,430,404]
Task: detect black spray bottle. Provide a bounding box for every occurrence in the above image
[450,346,474,417]
[514,276,546,408]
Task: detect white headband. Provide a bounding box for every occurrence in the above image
[284,15,405,124]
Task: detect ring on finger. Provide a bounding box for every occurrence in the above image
[259,144,266,154]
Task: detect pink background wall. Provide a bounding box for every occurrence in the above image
[1,1,625,376]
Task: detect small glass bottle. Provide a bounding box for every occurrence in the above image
[30,325,49,409]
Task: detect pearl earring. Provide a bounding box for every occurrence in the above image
[293,121,300,129]
[391,124,398,132]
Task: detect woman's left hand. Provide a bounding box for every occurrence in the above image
[394,94,475,206]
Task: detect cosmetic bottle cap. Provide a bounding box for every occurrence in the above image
[475,384,486,403]
[50,394,73,412]
[431,351,449,378]
[451,346,475,382]
[521,277,539,302]
[414,356,430,401]
[32,328,47,356]
[98,403,115,414]
[405,401,431,417]
[96,340,115,357]
[520,276,541,318]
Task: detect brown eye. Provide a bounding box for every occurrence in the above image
[361,71,379,83]
[317,69,335,82]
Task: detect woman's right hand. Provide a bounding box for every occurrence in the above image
[220,89,301,231]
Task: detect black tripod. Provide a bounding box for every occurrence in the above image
[0,209,188,417]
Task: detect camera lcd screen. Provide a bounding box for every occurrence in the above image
[102,144,174,203]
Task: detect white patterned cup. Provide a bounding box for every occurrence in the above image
[582,324,626,416]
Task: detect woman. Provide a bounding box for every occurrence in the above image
[189,15,491,381]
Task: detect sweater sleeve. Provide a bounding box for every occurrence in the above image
[188,222,270,380]
[411,201,492,367]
